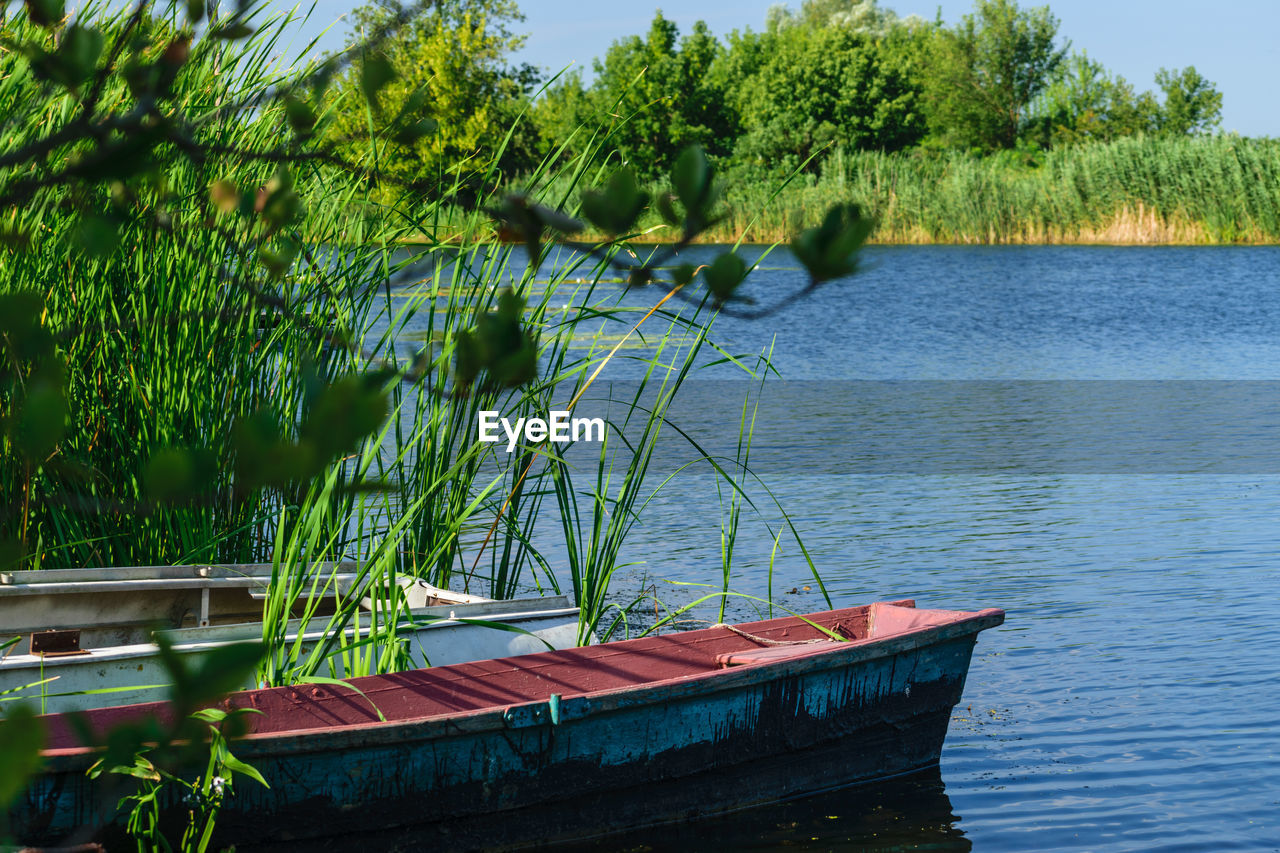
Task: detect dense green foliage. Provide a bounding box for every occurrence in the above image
[0,6,383,570]
[326,0,1225,197]
[721,18,929,173]
[1027,54,1224,148]
[520,0,1224,180]
[577,12,729,180]
[0,0,852,610]
[923,0,1068,151]
[306,0,1248,244]
[329,0,540,188]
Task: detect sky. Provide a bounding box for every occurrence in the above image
[270,0,1279,137]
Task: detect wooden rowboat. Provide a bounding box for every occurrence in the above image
[14,599,1003,850]
[0,564,583,714]
[0,563,474,645]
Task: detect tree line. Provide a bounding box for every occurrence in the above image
[333,0,1225,185]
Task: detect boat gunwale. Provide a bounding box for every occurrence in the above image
[0,604,581,670]
[38,603,1003,768]
[0,562,358,590]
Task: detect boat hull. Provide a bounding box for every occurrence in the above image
[239,634,976,851]
[14,602,1001,850]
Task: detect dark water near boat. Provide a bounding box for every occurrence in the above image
[399,245,1280,851]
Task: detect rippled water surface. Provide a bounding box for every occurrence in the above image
[526,246,1280,852]
[398,245,1280,851]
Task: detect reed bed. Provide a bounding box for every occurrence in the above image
[0,5,813,681]
[764,136,1280,245]
[414,135,1279,246]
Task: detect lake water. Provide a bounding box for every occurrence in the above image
[504,245,1280,852]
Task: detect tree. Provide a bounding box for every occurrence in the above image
[1028,52,1159,145]
[766,0,924,34]
[330,0,540,188]
[728,23,928,174]
[1028,57,1222,147]
[531,69,593,157]
[584,12,730,179]
[924,0,1068,151]
[1155,66,1223,135]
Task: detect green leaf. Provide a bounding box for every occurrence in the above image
[790,203,874,285]
[655,192,680,227]
[490,195,582,268]
[110,756,162,781]
[13,367,68,462]
[672,145,712,214]
[186,0,206,24]
[283,95,316,135]
[258,238,300,279]
[65,128,164,181]
[301,374,390,462]
[0,293,55,364]
[397,85,431,118]
[0,705,45,808]
[232,410,308,488]
[491,194,544,263]
[190,708,228,723]
[209,179,239,214]
[671,262,696,286]
[702,252,748,303]
[71,213,118,256]
[98,722,157,777]
[391,86,437,143]
[143,447,216,503]
[209,20,254,40]
[394,117,438,144]
[528,202,582,234]
[0,539,23,572]
[360,54,395,108]
[579,168,648,235]
[24,0,63,28]
[259,170,301,231]
[25,25,104,91]
[144,448,195,502]
[221,751,268,788]
[181,641,264,708]
[297,676,385,722]
[455,289,538,389]
[62,25,104,81]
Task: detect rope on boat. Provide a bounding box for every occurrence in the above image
[712,623,831,647]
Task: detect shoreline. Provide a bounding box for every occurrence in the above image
[389,205,1280,249]
[392,232,1280,249]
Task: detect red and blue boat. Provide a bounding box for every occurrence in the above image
[15,599,1003,850]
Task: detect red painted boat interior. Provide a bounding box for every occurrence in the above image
[41,601,1001,753]
[714,640,848,667]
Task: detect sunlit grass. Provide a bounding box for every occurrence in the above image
[0,5,820,683]
[402,135,1280,246]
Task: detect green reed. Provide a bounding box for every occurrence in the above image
[0,5,391,569]
[754,136,1280,244]
[471,135,1280,246]
[0,2,833,694]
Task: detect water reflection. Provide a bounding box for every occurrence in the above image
[565,769,968,853]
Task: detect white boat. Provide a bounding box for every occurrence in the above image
[0,564,582,713]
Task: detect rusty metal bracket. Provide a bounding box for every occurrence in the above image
[30,629,89,657]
